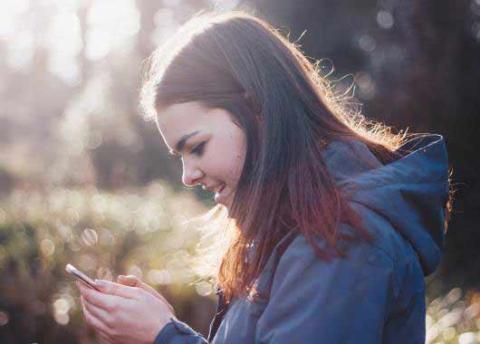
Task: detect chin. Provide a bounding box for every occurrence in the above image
[219,197,232,212]
[215,188,233,207]
[218,199,230,209]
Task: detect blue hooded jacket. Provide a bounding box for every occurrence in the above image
[154,134,449,344]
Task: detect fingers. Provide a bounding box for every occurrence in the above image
[77,281,125,312]
[97,332,114,344]
[81,294,112,327]
[117,275,159,299]
[118,275,170,303]
[80,295,111,334]
[116,275,176,316]
[117,275,139,287]
[130,276,160,297]
[76,282,123,344]
[94,279,139,299]
[84,308,113,344]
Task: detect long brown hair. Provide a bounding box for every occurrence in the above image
[140,10,405,302]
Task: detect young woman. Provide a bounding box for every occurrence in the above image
[76,10,450,344]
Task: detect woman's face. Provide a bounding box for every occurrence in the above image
[156,101,246,209]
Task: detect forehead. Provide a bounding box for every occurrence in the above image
[155,101,234,149]
[156,101,208,135]
[156,102,212,144]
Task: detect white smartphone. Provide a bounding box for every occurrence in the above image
[65,263,100,291]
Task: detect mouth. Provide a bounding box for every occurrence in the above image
[214,183,227,203]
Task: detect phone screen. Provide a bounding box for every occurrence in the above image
[65,263,100,290]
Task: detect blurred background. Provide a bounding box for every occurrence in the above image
[0,0,479,343]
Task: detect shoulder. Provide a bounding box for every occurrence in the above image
[280,226,394,273]
[272,220,422,304]
[262,229,397,326]
[272,228,395,293]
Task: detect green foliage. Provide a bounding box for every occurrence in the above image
[0,183,215,342]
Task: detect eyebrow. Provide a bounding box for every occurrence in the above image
[169,131,200,156]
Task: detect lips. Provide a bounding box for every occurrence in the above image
[216,184,226,193]
[203,183,224,193]
[214,184,227,203]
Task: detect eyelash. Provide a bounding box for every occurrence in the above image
[191,141,207,156]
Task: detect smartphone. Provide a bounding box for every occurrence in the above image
[65,263,100,291]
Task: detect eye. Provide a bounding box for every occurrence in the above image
[191,141,207,156]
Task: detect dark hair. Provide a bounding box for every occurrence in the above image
[140,10,404,302]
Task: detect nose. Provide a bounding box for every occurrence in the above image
[181,158,204,187]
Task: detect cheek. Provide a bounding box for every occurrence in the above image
[231,147,246,178]
[227,132,246,181]
[209,135,246,184]
[208,150,244,183]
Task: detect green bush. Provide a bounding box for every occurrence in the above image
[0,182,216,343]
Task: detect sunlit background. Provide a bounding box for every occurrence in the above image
[1,0,479,343]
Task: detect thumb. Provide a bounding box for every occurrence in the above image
[117,274,140,287]
[117,275,173,311]
[94,279,138,299]
[116,275,163,301]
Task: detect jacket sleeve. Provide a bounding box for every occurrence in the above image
[154,318,208,344]
[255,234,395,343]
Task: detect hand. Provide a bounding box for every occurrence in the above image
[76,279,175,344]
[116,275,175,316]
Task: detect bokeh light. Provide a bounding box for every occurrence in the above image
[0,0,478,342]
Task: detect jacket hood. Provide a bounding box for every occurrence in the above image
[322,134,449,276]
